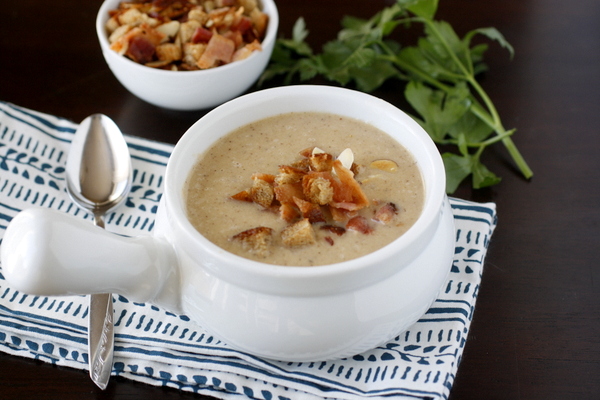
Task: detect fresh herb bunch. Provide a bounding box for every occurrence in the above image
[260,0,533,193]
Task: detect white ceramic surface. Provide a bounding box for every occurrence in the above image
[1,86,454,361]
[95,0,279,110]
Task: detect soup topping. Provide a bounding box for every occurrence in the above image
[229,147,401,257]
[105,0,268,70]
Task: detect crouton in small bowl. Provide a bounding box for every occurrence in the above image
[96,0,278,110]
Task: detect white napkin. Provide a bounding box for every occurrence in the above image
[0,101,497,399]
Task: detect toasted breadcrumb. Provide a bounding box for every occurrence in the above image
[310,152,334,172]
[281,218,316,247]
[274,165,305,185]
[303,175,334,205]
[250,176,274,208]
[232,227,273,257]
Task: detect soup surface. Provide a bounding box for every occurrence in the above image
[185,112,424,266]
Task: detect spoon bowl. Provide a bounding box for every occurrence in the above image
[66,114,132,218]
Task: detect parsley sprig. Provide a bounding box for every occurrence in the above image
[260,0,533,193]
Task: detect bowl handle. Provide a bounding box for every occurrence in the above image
[1,208,182,313]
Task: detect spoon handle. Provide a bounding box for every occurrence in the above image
[88,213,114,390]
[89,293,114,390]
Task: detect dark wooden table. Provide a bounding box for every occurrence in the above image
[1,0,599,399]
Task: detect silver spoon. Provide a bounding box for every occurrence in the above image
[66,114,132,390]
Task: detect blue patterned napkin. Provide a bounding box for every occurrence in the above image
[0,102,497,400]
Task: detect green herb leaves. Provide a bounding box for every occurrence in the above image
[261,0,532,193]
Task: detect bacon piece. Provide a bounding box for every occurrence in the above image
[231,190,252,202]
[232,40,262,62]
[279,202,300,223]
[332,160,369,210]
[330,206,353,222]
[346,216,373,234]
[320,225,346,236]
[324,237,335,246]
[299,147,315,158]
[117,23,165,63]
[223,29,243,48]
[232,15,253,33]
[251,173,275,183]
[274,182,304,205]
[373,202,398,224]
[293,197,326,224]
[128,35,156,63]
[196,33,235,69]
[192,27,213,43]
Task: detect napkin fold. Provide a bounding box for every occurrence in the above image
[0,102,497,400]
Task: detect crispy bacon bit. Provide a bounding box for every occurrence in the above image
[279,202,300,223]
[128,35,157,63]
[197,33,235,69]
[251,173,276,183]
[346,216,373,234]
[281,219,316,247]
[232,226,273,257]
[106,0,267,70]
[293,197,326,223]
[373,202,398,224]
[232,15,253,33]
[274,182,304,205]
[330,206,352,222]
[230,190,252,202]
[230,148,399,250]
[324,237,335,246]
[299,147,315,158]
[232,39,262,61]
[192,27,213,43]
[332,160,369,210]
[320,225,346,236]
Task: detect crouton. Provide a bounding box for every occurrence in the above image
[250,176,274,208]
[310,152,334,172]
[232,227,273,257]
[281,218,316,247]
[156,43,182,62]
[274,165,305,185]
[302,173,334,205]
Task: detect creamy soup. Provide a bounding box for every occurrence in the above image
[185,112,424,266]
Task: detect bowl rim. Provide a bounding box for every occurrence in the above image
[163,85,447,286]
[95,0,279,77]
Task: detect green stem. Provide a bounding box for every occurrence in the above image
[470,102,533,178]
[416,19,533,179]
